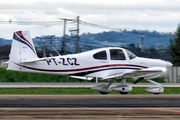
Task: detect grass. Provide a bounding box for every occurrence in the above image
[0,87,179,94]
[0,67,176,94]
[0,67,166,83]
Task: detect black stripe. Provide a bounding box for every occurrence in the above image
[70,67,140,76]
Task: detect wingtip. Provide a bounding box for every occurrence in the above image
[3,61,9,64]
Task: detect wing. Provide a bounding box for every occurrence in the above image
[101,67,165,80]
[70,76,93,80]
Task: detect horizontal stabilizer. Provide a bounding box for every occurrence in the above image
[20,58,47,63]
[4,61,9,64]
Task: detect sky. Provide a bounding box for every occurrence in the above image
[0,0,180,39]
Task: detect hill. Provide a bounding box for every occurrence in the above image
[30,30,174,53]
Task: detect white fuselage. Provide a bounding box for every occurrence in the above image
[13,47,171,79]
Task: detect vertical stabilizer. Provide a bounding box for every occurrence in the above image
[8,30,38,71]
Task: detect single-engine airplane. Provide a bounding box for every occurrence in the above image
[7,30,172,94]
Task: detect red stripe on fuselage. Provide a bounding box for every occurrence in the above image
[13,62,147,73]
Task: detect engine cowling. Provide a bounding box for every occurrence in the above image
[145,86,164,94]
[111,84,132,94]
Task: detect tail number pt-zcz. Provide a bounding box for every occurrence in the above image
[46,58,80,66]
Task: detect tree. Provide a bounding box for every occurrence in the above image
[169,24,180,66]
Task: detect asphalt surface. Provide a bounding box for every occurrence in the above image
[0,95,179,108]
[0,95,180,119]
[1,108,180,120]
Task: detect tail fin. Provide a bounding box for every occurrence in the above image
[8,30,38,71]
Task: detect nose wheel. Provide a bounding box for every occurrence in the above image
[119,87,129,94]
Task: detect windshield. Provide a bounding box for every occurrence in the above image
[126,49,137,59]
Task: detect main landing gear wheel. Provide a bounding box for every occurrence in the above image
[154,93,160,95]
[100,91,109,95]
[119,92,128,95]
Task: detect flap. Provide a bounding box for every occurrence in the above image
[70,76,93,80]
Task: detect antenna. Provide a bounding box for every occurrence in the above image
[51,45,61,56]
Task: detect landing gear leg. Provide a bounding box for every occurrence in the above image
[91,79,115,95]
[119,79,129,95]
[99,79,115,95]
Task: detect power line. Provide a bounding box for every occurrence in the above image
[80,20,123,31]
[0,18,174,48]
[0,19,174,37]
[0,20,65,25]
[80,20,174,38]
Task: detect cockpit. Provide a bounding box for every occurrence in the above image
[93,48,137,61]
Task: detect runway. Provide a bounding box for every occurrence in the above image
[0,95,180,108]
[0,83,180,119]
[1,108,180,120]
[0,95,180,119]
